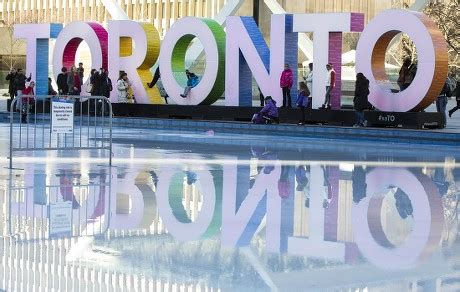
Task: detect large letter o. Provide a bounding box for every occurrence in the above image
[156,169,221,241]
[52,22,108,89]
[356,10,448,112]
[159,18,226,105]
[353,168,444,270]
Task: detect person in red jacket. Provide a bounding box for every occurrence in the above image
[280,63,294,108]
[322,63,336,109]
[21,81,35,123]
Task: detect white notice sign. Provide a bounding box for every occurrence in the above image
[49,201,72,238]
[51,98,74,134]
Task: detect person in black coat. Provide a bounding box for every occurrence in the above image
[14,68,31,96]
[98,68,113,116]
[99,68,112,98]
[48,78,57,95]
[5,68,17,100]
[90,69,101,96]
[57,67,68,95]
[353,73,370,127]
[448,78,459,118]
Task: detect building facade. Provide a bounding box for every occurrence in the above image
[0,0,421,36]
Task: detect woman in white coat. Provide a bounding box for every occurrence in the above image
[117,72,130,103]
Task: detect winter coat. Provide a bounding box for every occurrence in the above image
[397,65,410,85]
[260,99,278,118]
[67,73,81,95]
[440,80,452,97]
[57,73,68,94]
[14,74,31,91]
[304,71,313,97]
[117,79,129,102]
[21,86,35,104]
[48,82,57,95]
[326,69,336,88]
[99,74,112,98]
[280,68,293,88]
[354,78,370,111]
[187,75,199,88]
[78,67,84,81]
[6,72,16,94]
[296,90,309,108]
[90,72,101,96]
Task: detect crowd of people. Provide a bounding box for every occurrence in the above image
[251,59,459,128]
[252,62,369,127]
[4,58,459,128]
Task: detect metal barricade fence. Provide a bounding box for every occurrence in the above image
[9,95,113,168]
[7,95,114,241]
[7,170,114,241]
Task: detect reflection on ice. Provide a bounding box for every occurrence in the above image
[1,138,460,291]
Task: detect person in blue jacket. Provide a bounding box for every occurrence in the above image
[252,96,279,124]
[296,82,310,125]
[180,70,200,98]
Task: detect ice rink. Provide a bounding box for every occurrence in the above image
[0,123,459,291]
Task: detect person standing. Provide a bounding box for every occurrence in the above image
[436,79,451,125]
[77,62,84,81]
[88,69,99,96]
[14,68,32,111]
[117,72,130,103]
[99,68,112,98]
[322,63,335,109]
[397,58,412,91]
[280,63,294,108]
[448,78,460,118]
[67,66,82,114]
[21,81,35,123]
[296,82,310,125]
[67,66,82,95]
[304,63,313,109]
[14,68,32,98]
[353,73,370,127]
[97,68,112,115]
[57,67,69,95]
[6,68,17,101]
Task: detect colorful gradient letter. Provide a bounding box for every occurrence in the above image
[108,20,162,104]
[159,17,226,105]
[355,9,448,112]
[52,22,108,94]
[293,13,364,109]
[225,15,298,107]
[14,24,63,95]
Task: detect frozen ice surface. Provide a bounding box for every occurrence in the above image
[0,123,459,291]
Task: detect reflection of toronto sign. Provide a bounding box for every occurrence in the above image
[13,165,444,270]
[15,9,447,112]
